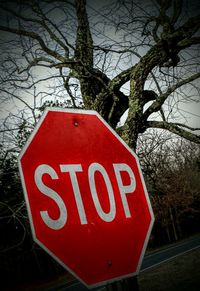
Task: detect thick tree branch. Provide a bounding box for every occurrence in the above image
[169,14,200,43]
[147,120,200,144]
[109,66,134,91]
[74,0,93,66]
[143,72,200,120]
[170,0,183,25]
[178,37,200,49]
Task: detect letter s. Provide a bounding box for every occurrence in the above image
[34,164,67,230]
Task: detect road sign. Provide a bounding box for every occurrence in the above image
[18,108,154,288]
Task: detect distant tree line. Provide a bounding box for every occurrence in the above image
[138,130,200,247]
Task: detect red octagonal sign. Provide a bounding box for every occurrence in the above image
[18,108,154,288]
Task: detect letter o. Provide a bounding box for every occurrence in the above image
[88,163,116,222]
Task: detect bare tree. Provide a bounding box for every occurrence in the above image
[0,0,199,151]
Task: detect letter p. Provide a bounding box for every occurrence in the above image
[113,163,136,218]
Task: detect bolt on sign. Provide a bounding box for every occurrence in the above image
[18,108,154,288]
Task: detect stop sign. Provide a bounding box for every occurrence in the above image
[19,108,154,288]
